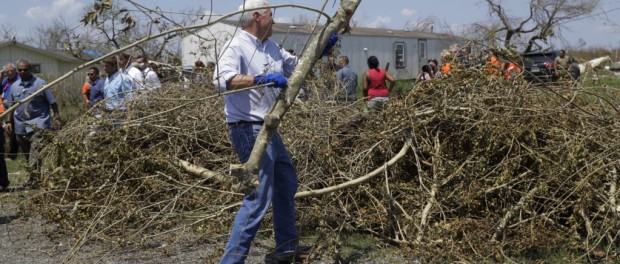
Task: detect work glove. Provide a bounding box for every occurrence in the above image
[254,73,288,88]
[321,33,339,57]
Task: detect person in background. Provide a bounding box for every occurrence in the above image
[81,76,92,106]
[0,120,7,191]
[1,63,20,160]
[440,49,452,75]
[87,67,105,109]
[5,59,62,184]
[554,49,574,81]
[335,55,358,103]
[134,55,161,90]
[417,64,433,82]
[323,55,339,100]
[362,55,395,110]
[192,60,206,83]
[118,52,142,90]
[102,56,134,111]
[0,65,12,191]
[502,61,521,80]
[486,49,501,75]
[428,59,440,78]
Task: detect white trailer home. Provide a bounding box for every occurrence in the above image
[181,21,462,80]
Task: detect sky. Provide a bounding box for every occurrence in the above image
[1,0,619,49]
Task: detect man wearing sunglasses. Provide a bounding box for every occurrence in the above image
[5,59,61,185]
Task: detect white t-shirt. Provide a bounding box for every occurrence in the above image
[124,65,161,90]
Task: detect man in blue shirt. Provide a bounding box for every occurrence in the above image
[102,56,134,111]
[5,59,62,175]
[335,56,358,103]
[87,67,105,108]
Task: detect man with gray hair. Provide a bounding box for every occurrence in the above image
[213,0,307,262]
[5,59,61,184]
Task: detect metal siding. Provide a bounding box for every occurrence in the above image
[0,46,69,74]
[181,24,464,80]
[59,61,85,74]
[181,23,239,68]
[338,35,420,79]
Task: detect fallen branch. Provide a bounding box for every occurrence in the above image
[492,185,541,242]
[417,133,441,243]
[179,137,412,198]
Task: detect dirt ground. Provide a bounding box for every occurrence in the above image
[0,171,413,264]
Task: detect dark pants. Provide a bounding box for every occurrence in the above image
[0,129,9,188]
[7,119,18,160]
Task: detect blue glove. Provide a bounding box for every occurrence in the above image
[321,33,339,57]
[254,73,288,88]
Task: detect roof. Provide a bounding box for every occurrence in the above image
[0,40,83,63]
[218,20,458,40]
[278,24,456,40]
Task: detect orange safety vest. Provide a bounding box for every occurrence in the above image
[486,56,501,74]
[441,63,451,74]
[503,62,521,79]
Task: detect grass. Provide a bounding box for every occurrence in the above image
[573,76,620,105]
[0,157,28,204]
[582,75,620,87]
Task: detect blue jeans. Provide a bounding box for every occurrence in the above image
[220,123,299,264]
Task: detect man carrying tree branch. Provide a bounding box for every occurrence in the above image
[213,0,337,262]
[212,1,302,262]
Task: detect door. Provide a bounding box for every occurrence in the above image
[418,39,427,71]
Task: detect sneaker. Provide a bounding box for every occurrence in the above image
[274,246,312,263]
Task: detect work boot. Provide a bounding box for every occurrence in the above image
[274,246,312,263]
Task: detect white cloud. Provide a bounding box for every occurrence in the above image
[401,8,416,16]
[366,16,391,28]
[25,0,86,20]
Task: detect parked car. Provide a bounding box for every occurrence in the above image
[521,50,561,83]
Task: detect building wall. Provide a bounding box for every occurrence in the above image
[0,45,83,74]
[272,34,458,80]
[59,61,85,74]
[181,23,238,68]
[181,24,461,80]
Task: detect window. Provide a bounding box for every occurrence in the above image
[394,42,406,68]
[31,64,41,73]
